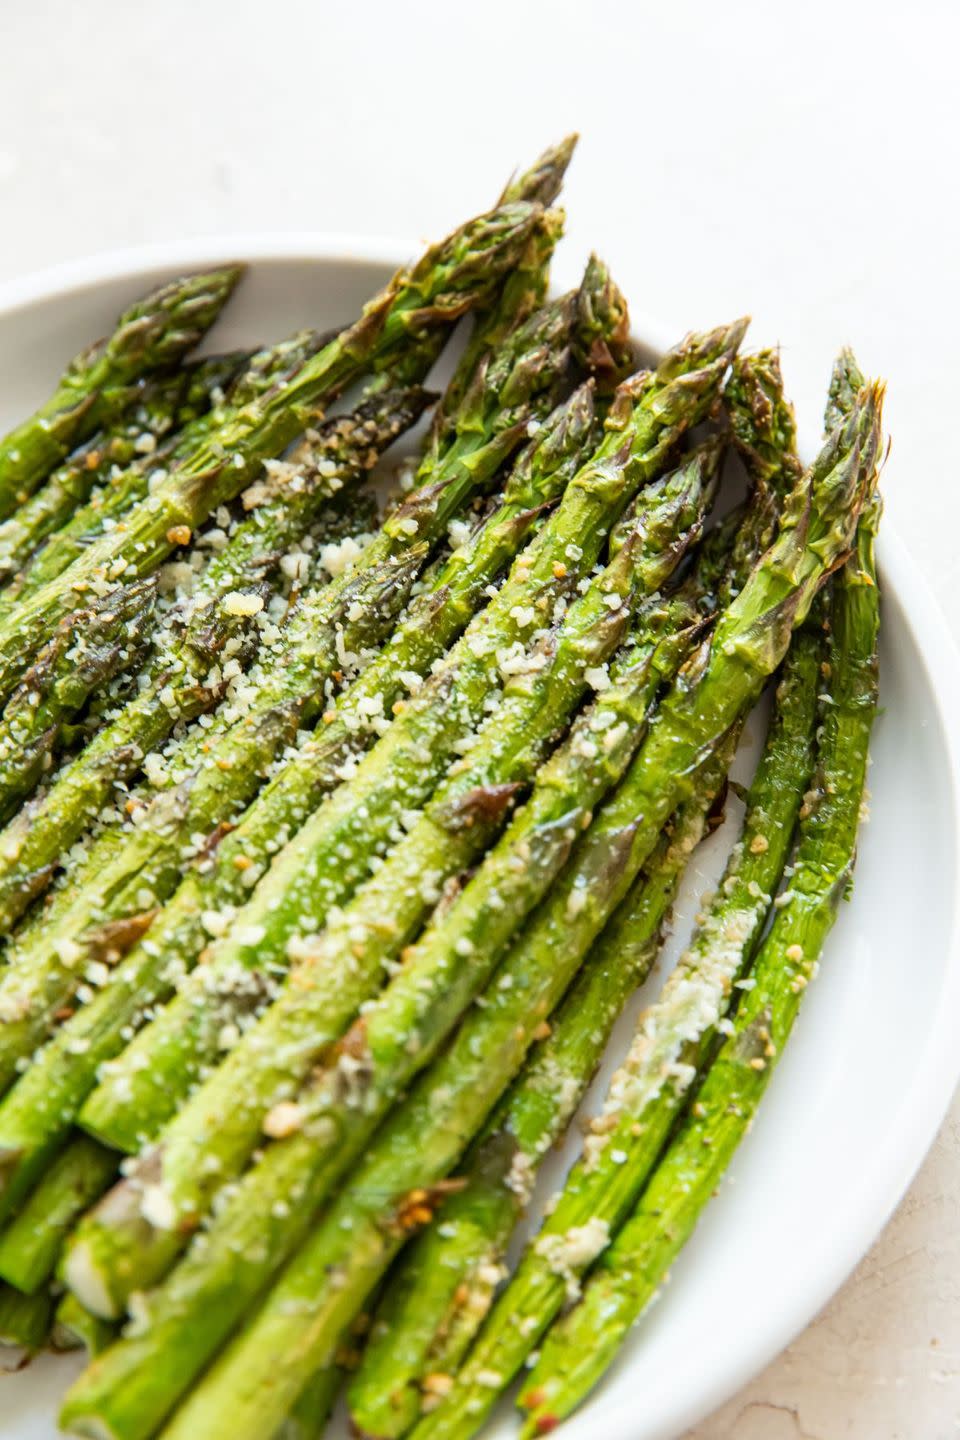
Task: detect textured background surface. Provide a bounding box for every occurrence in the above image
[1,2,958,1434]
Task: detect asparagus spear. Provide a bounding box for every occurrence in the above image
[69,435,720,1307]
[0,386,599,1213]
[0,267,601,1192]
[76,313,733,1165]
[0,267,244,521]
[128,741,736,1440]
[0,543,424,1099]
[0,1135,117,1294]
[274,1368,343,1440]
[518,480,882,1436]
[0,1279,52,1351]
[0,329,334,623]
[404,617,824,1440]
[52,1292,116,1358]
[58,380,876,1440]
[0,354,250,594]
[0,576,158,820]
[826,346,868,430]
[0,384,428,933]
[345,465,804,1434]
[721,349,802,597]
[424,141,576,453]
[0,201,544,703]
[499,135,578,206]
[346,612,729,1438]
[0,270,588,1076]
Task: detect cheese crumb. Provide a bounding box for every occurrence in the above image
[223,591,264,618]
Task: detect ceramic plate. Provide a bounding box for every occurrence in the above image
[2,240,959,1440]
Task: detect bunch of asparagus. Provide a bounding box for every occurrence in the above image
[0,136,884,1440]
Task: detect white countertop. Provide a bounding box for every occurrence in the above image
[2,2,958,1434]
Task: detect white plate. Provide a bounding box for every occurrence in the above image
[1,240,959,1440]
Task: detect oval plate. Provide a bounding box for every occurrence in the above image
[1,240,959,1440]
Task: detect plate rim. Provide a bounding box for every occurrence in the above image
[1,234,959,1440]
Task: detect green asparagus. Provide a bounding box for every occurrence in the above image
[0,1279,52,1351]
[405,616,824,1440]
[0,577,158,821]
[518,477,881,1437]
[0,266,243,520]
[0,543,423,1102]
[344,482,805,1435]
[0,200,544,702]
[0,383,427,933]
[0,1135,117,1293]
[58,375,876,1440]
[75,313,733,1167]
[721,349,803,597]
[0,321,600,1217]
[346,687,729,1438]
[130,740,736,1440]
[0,330,333,622]
[0,354,249,592]
[52,1292,116,1358]
[69,434,720,1307]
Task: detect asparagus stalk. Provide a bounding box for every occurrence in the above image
[0,542,424,1100]
[0,298,604,1221]
[69,434,720,1308]
[825,346,868,430]
[0,383,427,933]
[52,1292,116,1358]
[0,1279,52,1351]
[58,379,877,1440]
[518,479,882,1436]
[76,312,733,1166]
[346,622,729,1438]
[0,266,244,521]
[0,576,158,820]
[404,617,824,1440]
[0,275,586,1073]
[131,741,737,1440]
[0,330,334,623]
[0,386,599,1215]
[424,140,576,454]
[0,1135,117,1294]
[0,200,544,703]
[12,250,571,847]
[0,354,249,592]
[381,135,575,402]
[346,484,803,1435]
[721,349,802,598]
[499,135,578,206]
[274,1368,343,1440]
